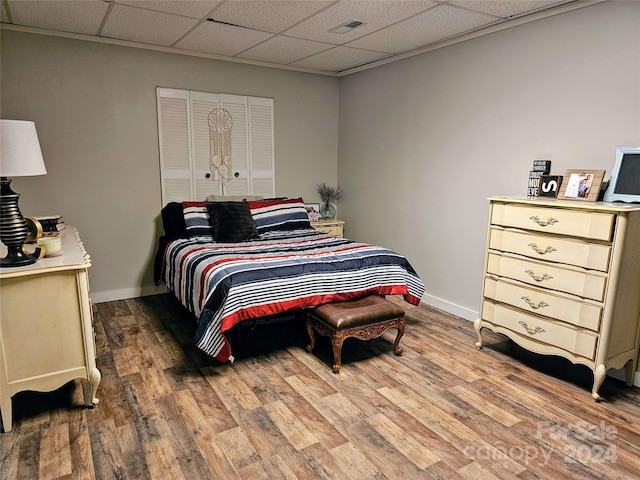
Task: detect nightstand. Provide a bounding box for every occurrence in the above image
[311,219,345,238]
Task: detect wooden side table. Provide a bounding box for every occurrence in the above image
[311,219,345,238]
[0,228,100,432]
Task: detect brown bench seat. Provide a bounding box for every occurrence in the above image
[306,295,405,373]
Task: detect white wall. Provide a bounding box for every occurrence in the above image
[1,30,339,302]
[338,0,640,320]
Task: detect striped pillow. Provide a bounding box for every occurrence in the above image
[183,201,213,238]
[247,197,311,234]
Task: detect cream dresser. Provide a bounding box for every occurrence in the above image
[475,197,640,400]
[0,228,100,432]
[312,219,345,238]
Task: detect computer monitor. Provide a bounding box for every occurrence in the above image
[603,146,640,203]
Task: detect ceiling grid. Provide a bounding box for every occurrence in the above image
[0,0,599,75]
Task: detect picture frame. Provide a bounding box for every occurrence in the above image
[558,169,605,202]
[537,175,563,198]
[304,203,320,215]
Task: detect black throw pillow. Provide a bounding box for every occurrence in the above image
[160,202,187,238]
[206,201,259,242]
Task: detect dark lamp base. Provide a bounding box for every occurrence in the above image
[1,177,36,268]
[0,246,37,267]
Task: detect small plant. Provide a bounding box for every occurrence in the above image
[316,182,343,203]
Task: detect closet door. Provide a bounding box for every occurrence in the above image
[190,91,221,201]
[248,97,275,197]
[220,94,250,196]
[157,88,275,205]
[157,88,193,203]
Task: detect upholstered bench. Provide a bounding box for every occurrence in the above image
[306,295,405,373]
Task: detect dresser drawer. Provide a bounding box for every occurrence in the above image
[482,300,598,360]
[487,252,607,302]
[491,203,615,241]
[483,277,602,331]
[489,227,611,272]
[315,225,342,237]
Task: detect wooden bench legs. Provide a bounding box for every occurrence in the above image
[306,317,405,373]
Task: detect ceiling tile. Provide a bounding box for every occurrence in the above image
[212,0,334,33]
[348,3,498,53]
[237,35,333,65]
[174,20,274,56]
[449,0,563,19]
[291,46,388,72]
[115,0,222,19]
[1,0,583,74]
[101,4,199,46]
[7,0,109,35]
[284,0,438,45]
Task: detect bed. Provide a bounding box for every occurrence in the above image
[154,198,425,363]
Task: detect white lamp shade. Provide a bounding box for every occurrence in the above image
[0,119,47,177]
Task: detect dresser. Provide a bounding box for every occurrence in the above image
[475,197,640,400]
[312,219,345,238]
[0,228,100,432]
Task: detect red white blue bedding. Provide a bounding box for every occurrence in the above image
[163,228,424,362]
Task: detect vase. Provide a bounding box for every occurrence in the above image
[320,202,336,219]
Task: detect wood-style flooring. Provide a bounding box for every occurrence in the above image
[1,294,639,479]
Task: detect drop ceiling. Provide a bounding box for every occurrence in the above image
[1,0,596,76]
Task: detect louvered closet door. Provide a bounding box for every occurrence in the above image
[157,88,275,205]
[157,88,193,203]
[248,97,275,197]
[220,94,250,196]
[190,91,221,201]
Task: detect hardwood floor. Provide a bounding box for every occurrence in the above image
[1,294,640,479]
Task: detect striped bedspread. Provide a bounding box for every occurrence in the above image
[164,229,425,362]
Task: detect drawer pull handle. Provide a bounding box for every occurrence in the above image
[528,243,557,255]
[519,321,545,335]
[525,269,553,282]
[521,296,549,310]
[529,215,558,227]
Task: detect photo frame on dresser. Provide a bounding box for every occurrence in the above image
[537,175,563,198]
[558,169,605,202]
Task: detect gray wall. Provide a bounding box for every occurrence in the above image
[2,1,639,315]
[1,30,339,302]
[338,0,640,320]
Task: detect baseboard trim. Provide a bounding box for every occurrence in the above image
[91,285,167,304]
[420,293,478,322]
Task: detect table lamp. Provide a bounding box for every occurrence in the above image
[0,119,47,267]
